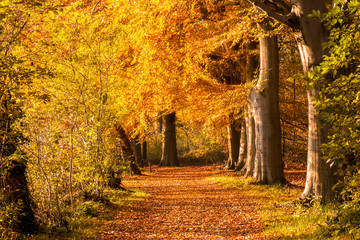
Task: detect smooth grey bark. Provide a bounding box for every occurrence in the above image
[239,106,256,176]
[248,19,285,184]
[239,42,258,176]
[302,86,336,201]
[160,112,179,166]
[292,0,337,201]
[226,120,241,169]
[235,120,247,170]
[249,0,337,201]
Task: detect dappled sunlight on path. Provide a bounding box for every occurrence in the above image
[101,166,265,239]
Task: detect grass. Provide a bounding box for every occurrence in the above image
[27,188,150,240]
[207,174,357,240]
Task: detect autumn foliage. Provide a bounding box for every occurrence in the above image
[1,0,360,238]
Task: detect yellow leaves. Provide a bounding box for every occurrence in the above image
[25,0,255,139]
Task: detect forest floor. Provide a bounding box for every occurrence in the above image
[98,165,306,239]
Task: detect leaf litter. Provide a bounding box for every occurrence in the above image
[100,166,267,239]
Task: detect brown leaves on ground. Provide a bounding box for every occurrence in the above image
[101,166,266,239]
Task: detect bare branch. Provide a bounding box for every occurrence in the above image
[4,18,28,56]
[90,0,101,19]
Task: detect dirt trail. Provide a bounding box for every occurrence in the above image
[101,166,266,239]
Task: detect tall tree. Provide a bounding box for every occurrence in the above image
[312,0,360,198]
[134,136,143,167]
[0,1,40,234]
[21,1,145,225]
[187,1,285,182]
[227,121,241,169]
[206,40,245,169]
[116,125,142,175]
[0,94,38,234]
[247,17,285,184]
[249,0,337,200]
[160,112,179,166]
[238,42,258,176]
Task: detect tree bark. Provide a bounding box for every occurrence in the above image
[293,0,337,201]
[226,120,241,169]
[142,141,147,168]
[160,112,179,166]
[115,125,142,175]
[238,42,258,176]
[248,0,337,201]
[302,86,336,201]
[0,94,38,234]
[134,136,142,166]
[239,106,256,177]
[235,119,247,171]
[248,18,285,184]
[156,112,163,133]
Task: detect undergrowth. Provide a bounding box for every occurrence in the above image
[12,188,150,240]
[209,174,360,239]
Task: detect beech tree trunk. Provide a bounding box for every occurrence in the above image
[235,120,247,170]
[134,136,142,166]
[248,19,285,184]
[160,112,179,166]
[239,42,258,176]
[292,0,337,201]
[142,141,147,168]
[157,112,163,133]
[115,125,142,175]
[239,106,256,176]
[226,120,241,169]
[249,0,338,201]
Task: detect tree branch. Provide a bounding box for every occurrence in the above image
[249,0,288,25]
[281,117,307,132]
[90,0,101,19]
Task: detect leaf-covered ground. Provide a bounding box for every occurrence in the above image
[101,166,268,239]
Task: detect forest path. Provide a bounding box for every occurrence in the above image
[101,166,266,239]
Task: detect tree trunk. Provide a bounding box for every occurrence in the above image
[302,87,335,200]
[0,95,38,234]
[239,106,256,176]
[142,141,147,168]
[249,0,338,201]
[238,42,258,176]
[115,125,142,175]
[134,136,142,166]
[235,119,247,171]
[156,112,163,133]
[1,155,38,234]
[160,112,179,166]
[248,18,285,184]
[226,120,241,169]
[292,0,337,201]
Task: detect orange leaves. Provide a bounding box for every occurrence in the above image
[105,0,257,136]
[101,166,265,239]
[25,0,257,141]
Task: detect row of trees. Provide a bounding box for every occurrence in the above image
[1,0,359,236]
[227,0,358,203]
